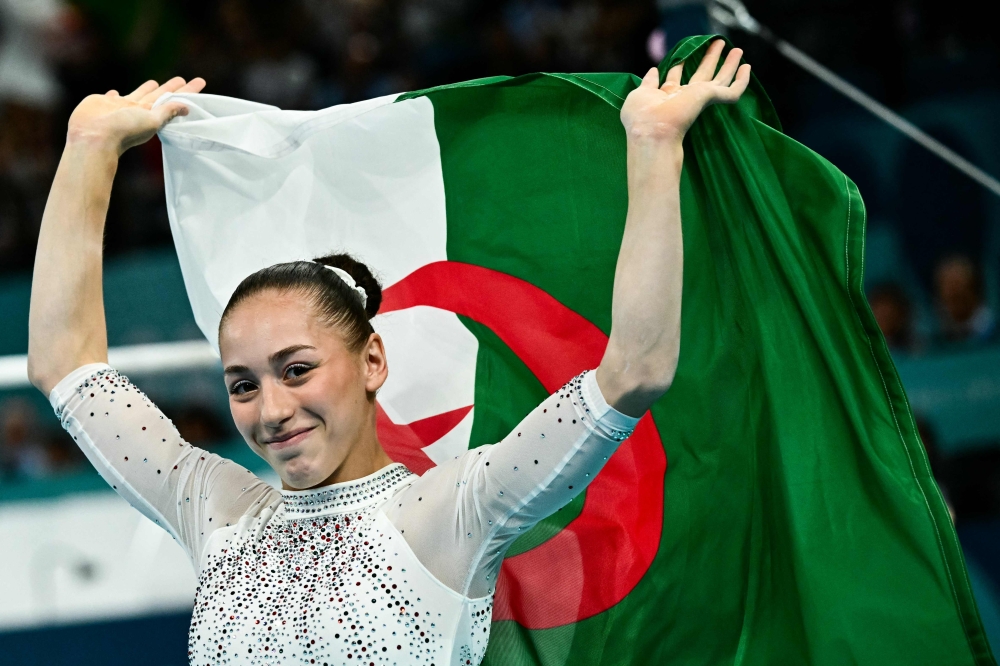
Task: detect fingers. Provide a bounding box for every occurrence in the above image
[139,76,188,106]
[152,101,189,127]
[690,39,725,82]
[662,63,684,89]
[113,76,205,107]
[715,63,752,104]
[730,63,751,98]
[713,47,743,86]
[177,77,207,94]
[124,80,159,101]
[640,67,659,88]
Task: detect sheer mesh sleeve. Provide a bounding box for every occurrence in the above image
[49,363,280,567]
[385,369,639,598]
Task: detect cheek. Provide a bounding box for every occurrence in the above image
[298,383,335,420]
[300,375,357,430]
[308,360,366,417]
[229,399,259,441]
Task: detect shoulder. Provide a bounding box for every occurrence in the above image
[390,445,496,507]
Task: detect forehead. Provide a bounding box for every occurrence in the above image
[219,289,341,362]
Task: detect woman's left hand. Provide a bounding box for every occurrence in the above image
[67,77,206,156]
[620,39,750,144]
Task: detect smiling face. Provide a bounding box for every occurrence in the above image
[219,288,391,490]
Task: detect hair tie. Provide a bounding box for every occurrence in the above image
[316,263,367,309]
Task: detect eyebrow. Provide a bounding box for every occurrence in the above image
[223,344,317,375]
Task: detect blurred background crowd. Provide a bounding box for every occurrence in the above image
[1,0,999,651]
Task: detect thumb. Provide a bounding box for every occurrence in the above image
[641,66,660,88]
[153,102,189,128]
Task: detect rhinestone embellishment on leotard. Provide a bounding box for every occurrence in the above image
[567,373,635,442]
[55,367,141,424]
[189,468,454,666]
[282,466,414,516]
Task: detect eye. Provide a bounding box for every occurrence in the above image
[284,363,314,381]
[229,379,257,396]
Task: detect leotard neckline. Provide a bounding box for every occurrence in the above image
[279,462,413,517]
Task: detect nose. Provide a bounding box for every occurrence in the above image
[260,381,296,430]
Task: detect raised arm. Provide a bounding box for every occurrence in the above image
[597,40,750,416]
[27,78,279,565]
[27,77,204,394]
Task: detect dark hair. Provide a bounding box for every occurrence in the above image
[219,253,383,352]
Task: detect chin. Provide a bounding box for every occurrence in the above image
[278,456,336,490]
[280,466,322,490]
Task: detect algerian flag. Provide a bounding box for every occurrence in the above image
[157,35,995,666]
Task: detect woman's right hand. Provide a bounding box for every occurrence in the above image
[620,40,749,146]
[67,76,206,156]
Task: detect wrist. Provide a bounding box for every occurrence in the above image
[624,121,686,145]
[65,128,122,158]
[626,135,684,171]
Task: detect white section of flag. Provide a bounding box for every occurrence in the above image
[158,91,478,456]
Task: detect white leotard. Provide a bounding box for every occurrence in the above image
[51,363,638,666]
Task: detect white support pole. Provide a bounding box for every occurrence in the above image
[0,340,219,390]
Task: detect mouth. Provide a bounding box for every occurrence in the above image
[262,426,317,451]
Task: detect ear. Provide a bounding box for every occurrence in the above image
[362,333,388,394]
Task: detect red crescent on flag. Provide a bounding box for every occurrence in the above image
[379,260,666,629]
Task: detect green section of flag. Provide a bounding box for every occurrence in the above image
[406,35,995,666]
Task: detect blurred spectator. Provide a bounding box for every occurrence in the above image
[934,254,996,346]
[0,0,74,108]
[0,397,50,479]
[0,0,80,273]
[0,396,231,481]
[0,397,83,480]
[170,404,229,447]
[868,281,921,354]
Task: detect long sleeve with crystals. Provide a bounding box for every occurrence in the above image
[385,369,639,598]
[49,363,279,566]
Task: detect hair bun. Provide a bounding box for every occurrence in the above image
[312,253,383,318]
